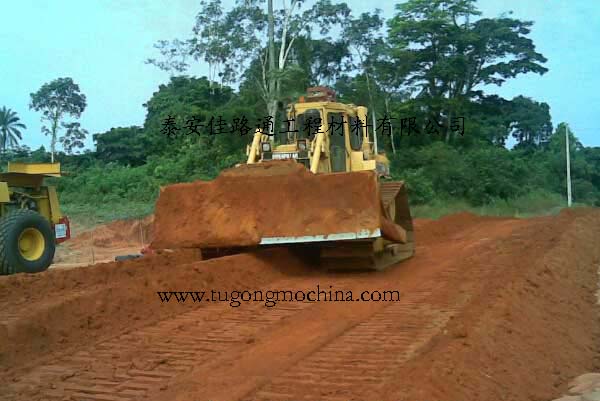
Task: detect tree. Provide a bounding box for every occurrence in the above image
[94,126,148,166]
[342,10,387,152]
[150,0,351,136]
[370,41,412,154]
[59,122,88,155]
[543,123,600,204]
[508,96,552,148]
[293,37,350,86]
[140,76,250,158]
[145,39,190,77]
[0,107,26,153]
[30,77,87,162]
[189,0,237,88]
[387,0,548,142]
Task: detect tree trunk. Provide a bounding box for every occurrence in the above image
[445,108,452,143]
[51,115,58,163]
[385,97,396,154]
[364,71,378,154]
[1,128,6,154]
[267,0,276,138]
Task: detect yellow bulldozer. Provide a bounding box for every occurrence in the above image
[0,162,70,275]
[152,87,414,270]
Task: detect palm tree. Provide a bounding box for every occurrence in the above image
[0,106,26,153]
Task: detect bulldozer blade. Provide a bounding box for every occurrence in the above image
[259,228,382,245]
[151,161,410,252]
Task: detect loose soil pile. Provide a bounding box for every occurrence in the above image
[68,215,153,250]
[152,161,383,249]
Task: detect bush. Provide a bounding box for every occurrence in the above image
[391,168,435,204]
[389,142,549,206]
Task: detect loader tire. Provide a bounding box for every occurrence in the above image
[0,209,56,275]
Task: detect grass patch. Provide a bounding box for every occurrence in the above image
[411,190,575,219]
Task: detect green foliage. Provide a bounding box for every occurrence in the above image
[142,76,245,155]
[94,126,148,166]
[29,77,88,160]
[145,39,190,76]
[386,0,548,144]
[388,136,599,208]
[62,201,154,229]
[60,122,88,155]
[29,78,87,119]
[390,168,436,204]
[0,107,26,152]
[178,0,352,87]
[293,37,350,86]
[56,163,158,205]
[509,96,553,148]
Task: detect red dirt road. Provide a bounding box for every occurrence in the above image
[1,210,599,401]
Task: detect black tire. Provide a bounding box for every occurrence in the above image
[0,209,56,275]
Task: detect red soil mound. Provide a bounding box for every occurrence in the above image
[152,161,382,249]
[69,215,154,249]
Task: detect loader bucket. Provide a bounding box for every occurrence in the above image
[152,161,414,269]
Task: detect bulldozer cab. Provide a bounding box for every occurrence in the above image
[290,107,350,172]
[247,87,383,175]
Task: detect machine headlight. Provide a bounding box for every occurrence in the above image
[261,142,272,152]
[297,139,307,151]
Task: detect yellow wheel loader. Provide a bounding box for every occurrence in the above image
[0,162,70,275]
[152,87,414,270]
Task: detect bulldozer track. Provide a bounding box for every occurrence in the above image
[379,181,404,208]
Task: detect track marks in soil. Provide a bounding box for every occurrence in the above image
[5,294,315,401]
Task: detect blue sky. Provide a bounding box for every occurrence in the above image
[1,0,599,153]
